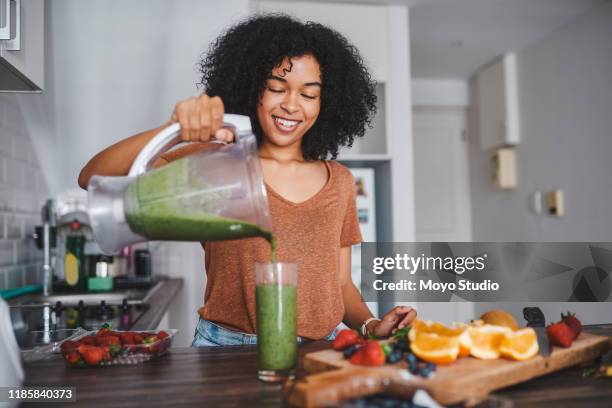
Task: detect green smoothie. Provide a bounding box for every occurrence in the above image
[123,155,276,254]
[256,283,297,371]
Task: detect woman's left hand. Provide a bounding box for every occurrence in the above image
[370,306,417,338]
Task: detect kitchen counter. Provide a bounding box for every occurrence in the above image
[22,325,612,407]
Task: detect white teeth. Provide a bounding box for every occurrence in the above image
[274,116,299,128]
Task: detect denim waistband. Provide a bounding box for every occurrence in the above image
[192,318,337,347]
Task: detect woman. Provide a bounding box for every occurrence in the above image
[79,14,417,345]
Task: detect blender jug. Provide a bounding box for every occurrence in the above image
[87,114,272,254]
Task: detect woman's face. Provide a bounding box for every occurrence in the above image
[256,54,321,150]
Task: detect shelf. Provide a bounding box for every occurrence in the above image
[337,154,391,162]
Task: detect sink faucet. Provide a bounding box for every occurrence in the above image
[40,200,56,297]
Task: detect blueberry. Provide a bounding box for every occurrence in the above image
[408,362,419,375]
[426,362,437,372]
[419,367,433,378]
[406,353,418,365]
[343,345,359,359]
[386,350,403,364]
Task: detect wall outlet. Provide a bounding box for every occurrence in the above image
[491,147,516,189]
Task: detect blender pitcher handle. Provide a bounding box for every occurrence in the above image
[128,114,253,177]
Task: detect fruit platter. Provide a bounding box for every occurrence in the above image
[286,310,610,407]
[58,324,178,367]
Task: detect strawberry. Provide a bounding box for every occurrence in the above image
[119,332,135,345]
[78,345,104,366]
[96,335,121,347]
[157,330,169,340]
[64,351,81,365]
[100,346,111,361]
[332,329,361,351]
[349,341,385,366]
[61,340,79,353]
[96,327,111,337]
[561,312,582,340]
[546,321,574,348]
[79,335,96,346]
[132,333,144,344]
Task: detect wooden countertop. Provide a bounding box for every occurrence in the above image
[22,325,612,407]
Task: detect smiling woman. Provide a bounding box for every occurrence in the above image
[78,14,417,347]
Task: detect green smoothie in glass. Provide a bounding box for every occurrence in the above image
[255,262,298,382]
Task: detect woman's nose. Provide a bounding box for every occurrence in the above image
[280,92,299,113]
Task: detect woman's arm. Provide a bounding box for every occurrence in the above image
[340,246,417,337]
[78,123,170,189]
[77,95,230,189]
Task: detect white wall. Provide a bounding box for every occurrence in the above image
[411,79,469,107]
[256,1,389,82]
[11,0,250,346]
[468,1,612,324]
[32,0,250,194]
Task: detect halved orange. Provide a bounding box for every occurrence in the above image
[410,331,460,365]
[452,323,472,357]
[499,328,539,361]
[480,310,520,331]
[409,319,464,341]
[468,324,512,360]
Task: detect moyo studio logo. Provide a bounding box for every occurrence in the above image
[360,242,612,302]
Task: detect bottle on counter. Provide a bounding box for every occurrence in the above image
[64,220,86,292]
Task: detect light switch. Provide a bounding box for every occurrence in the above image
[547,190,564,217]
[531,191,543,214]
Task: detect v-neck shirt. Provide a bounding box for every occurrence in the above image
[159,145,363,339]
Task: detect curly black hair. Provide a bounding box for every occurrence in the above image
[198,14,377,160]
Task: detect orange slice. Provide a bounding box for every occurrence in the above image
[453,323,472,357]
[480,310,520,331]
[410,331,460,365]
[499,328,539,361]
[409,319,464,341]
[468,324,512,360]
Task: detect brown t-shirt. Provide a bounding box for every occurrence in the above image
[159,146,362,339]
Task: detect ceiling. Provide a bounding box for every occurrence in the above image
[303,0,607,79]
[409,0,607,79]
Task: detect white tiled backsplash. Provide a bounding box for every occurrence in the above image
[0,94,49,291]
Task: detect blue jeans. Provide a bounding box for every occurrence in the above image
[191,318,336,347]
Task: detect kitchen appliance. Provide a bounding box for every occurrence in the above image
[87,114,272,254]
[11,295,150,349]
[0,298,23,407]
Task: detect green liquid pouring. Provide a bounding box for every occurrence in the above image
[123,156,276,260]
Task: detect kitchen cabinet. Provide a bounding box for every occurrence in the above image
[475,53,520,150]
[0,0,44,92]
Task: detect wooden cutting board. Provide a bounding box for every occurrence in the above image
[285,332,610,407]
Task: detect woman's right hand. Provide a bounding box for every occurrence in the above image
[170,94,235,143]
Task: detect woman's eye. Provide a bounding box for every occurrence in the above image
[302,94,317,100]
[267,87,284,93]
